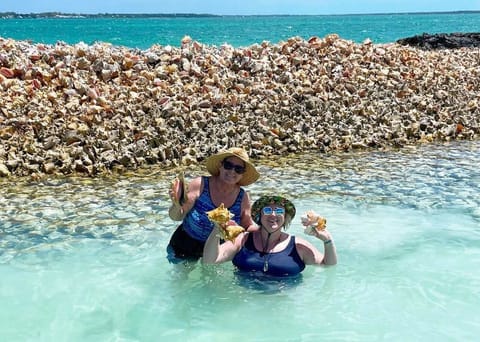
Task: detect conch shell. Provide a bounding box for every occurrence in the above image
[206,203,245,242]
[206,203,233,224]
[222,225,245,242]
[301,210,327,236]
[171,171,188,205]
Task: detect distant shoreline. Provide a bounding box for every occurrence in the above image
[1,10,479,19]
[0,12,219,19]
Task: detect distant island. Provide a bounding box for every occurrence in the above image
[1,10,479,19]
[0,12,220,19]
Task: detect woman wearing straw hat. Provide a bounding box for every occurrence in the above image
[202,195,337,276]
[167,147,260,260]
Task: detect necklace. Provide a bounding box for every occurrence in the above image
[261,230,282,272]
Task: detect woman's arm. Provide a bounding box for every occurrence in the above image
[296,229,338,266]
[322,239,338,265]
[168,176,202,221]
[202,225,245,264]
[240,191,259,232]
[311,228,337,265]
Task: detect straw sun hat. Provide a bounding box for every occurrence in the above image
[205,147,260,186]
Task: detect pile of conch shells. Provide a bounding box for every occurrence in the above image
[0,34,479,178]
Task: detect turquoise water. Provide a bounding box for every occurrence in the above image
[1,11,480,340]
[1,12,480,48]
[1,141,479,341]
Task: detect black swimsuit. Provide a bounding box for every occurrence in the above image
[232,233,306,277]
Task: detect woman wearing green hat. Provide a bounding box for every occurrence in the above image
[202,195,337,276]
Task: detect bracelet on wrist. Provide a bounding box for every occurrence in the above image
[323,239,332,245]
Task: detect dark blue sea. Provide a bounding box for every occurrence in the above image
[1,12,479,49]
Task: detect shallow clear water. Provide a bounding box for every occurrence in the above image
[1,141,479,341]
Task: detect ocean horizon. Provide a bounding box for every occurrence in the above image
[1,11,480,48]
[1,9,479,16]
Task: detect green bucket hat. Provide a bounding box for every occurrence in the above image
[251,195,296,224]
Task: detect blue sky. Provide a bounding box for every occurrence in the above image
[1,0,479,15]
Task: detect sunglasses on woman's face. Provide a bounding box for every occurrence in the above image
[222,160,246,174]
[261,207,285,215]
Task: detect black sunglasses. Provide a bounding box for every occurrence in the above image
[222,160,246,174]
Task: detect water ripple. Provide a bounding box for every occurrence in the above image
[1,140,479,261]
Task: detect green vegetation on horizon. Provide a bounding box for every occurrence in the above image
[0,12,219,19]
[1,10,480,19]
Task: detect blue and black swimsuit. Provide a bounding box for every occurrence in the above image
[168,176,244,259]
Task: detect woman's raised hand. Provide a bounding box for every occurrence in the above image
[301,210,330,241]
[170,171,188,206]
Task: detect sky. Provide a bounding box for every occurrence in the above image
[0,0,479,16]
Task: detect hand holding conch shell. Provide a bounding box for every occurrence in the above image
[206,203,245,242]
[301,210,327,236]
[170,171,188,206]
